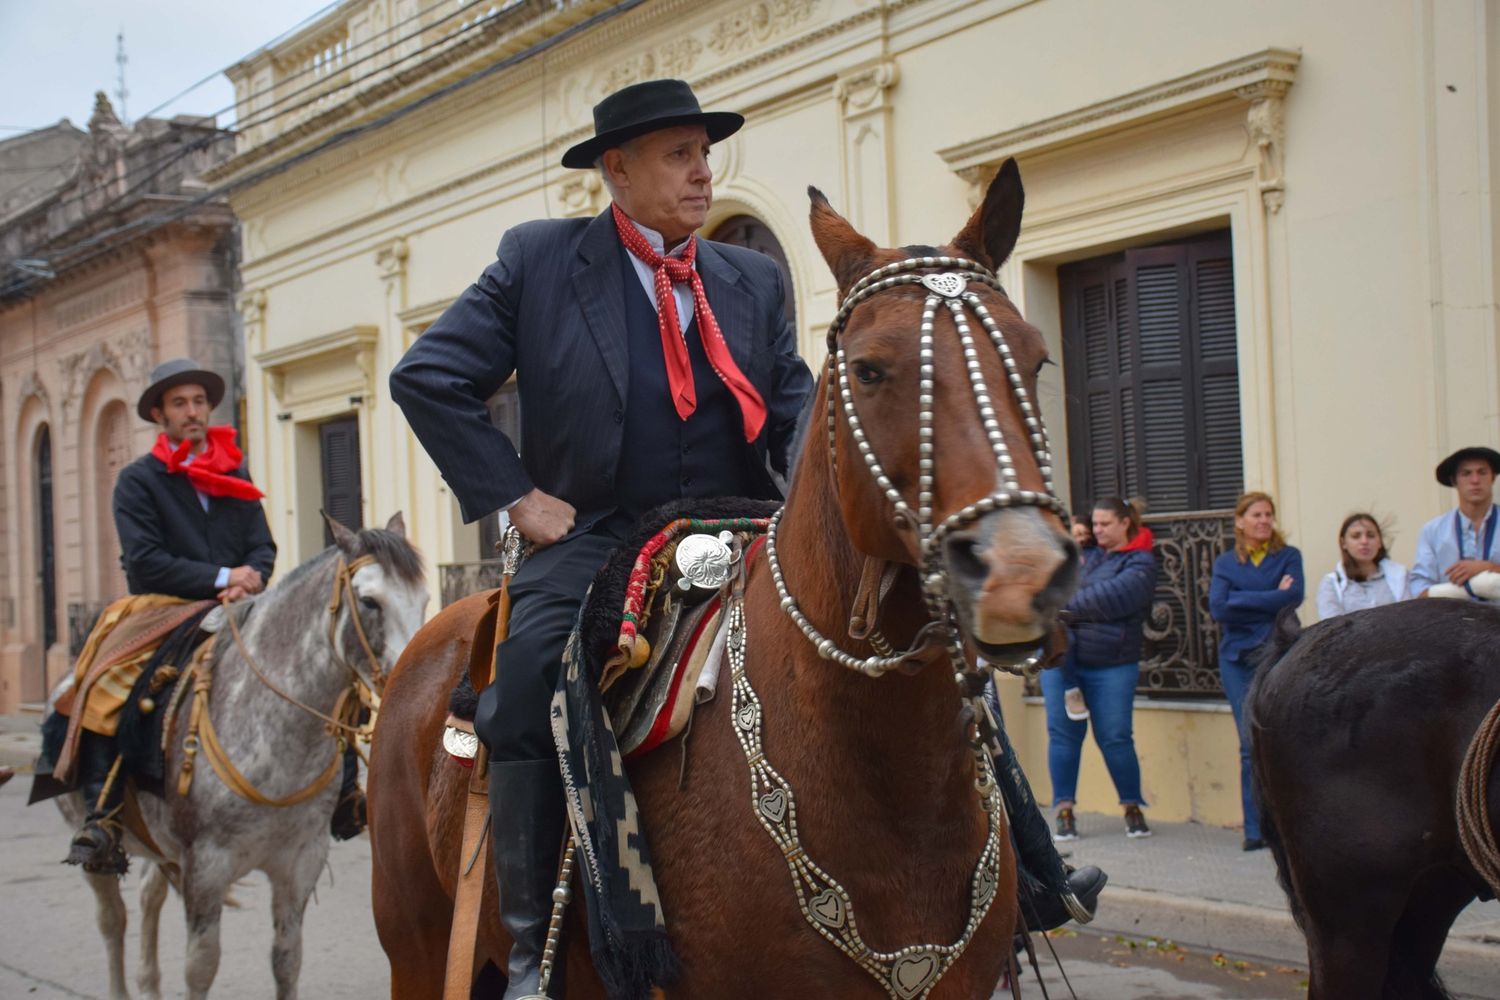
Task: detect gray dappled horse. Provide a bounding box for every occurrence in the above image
[56,513,427,1000]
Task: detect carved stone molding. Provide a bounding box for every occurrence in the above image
[938,47,1301,209]
[706,0,820,56]
[375,238,410,281]
[589,36,704,103]
[239,288,267,326]
[557,171,605,219]
[54,331,150,426]
[1239,81,1291,215]
[834,59,898,115]
[18,371,49,409]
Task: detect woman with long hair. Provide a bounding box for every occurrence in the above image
[1209,491,1304,850]
[1316,513,1407,619]
[1045,497,1157,842]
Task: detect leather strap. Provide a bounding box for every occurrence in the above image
[444,581,511,999]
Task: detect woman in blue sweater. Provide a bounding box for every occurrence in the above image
[1209,491,1304,851]
[1044,497,1158,841]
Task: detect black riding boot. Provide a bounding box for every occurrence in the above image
[64,731,128,875]
[984,684,1106,931]
[330,744,366,841]
[490,758,568,1000]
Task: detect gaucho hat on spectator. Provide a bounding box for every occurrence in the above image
[561,78,743,169]
[1435,446,1500,486]
[137,358,225,422]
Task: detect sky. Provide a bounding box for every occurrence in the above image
[0,0,338,135]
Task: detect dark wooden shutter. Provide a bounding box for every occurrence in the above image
[36,425,56,653]
[320,416,362,546]
[1061,233,1241,513]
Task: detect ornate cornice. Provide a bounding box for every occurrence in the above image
[937,47,1301,175]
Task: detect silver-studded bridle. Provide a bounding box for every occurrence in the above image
[765,255,1069,681]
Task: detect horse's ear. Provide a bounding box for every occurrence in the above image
[322,510,358,555]
[808,186,879,294]
[384,511,406,538]
[951,157,1024,271]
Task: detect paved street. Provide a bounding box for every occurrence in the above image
[2,715,1498,998]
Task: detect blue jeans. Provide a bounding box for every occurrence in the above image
[1218,657,1260,840]
[1040,661,1144,807]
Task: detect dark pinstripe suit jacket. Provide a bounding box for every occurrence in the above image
[390,207,814,528]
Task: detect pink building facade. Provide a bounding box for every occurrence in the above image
[0,94,241,712]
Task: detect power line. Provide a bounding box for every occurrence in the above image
[17,0,505,234]
[0,0,646,302]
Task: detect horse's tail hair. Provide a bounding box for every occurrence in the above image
[1246,605,1308,933]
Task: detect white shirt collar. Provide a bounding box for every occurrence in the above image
[620,211,690,259]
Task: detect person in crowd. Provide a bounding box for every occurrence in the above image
[1044,497,1157,842]
[1316,513,1407,618]
[1209,490,1303,851]
[1409,446,1500,599]
[1070,513,1097,552]
[1058,514,1100,720]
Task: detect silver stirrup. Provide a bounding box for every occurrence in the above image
[1063,890,1094,925]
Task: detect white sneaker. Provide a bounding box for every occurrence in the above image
[1064,687,1089,721]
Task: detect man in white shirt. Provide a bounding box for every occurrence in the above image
[1410,446,1500,598]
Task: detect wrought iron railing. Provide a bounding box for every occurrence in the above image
[1138,510,1234,698]
[439,560,507,608]
[1025,509,1234,700]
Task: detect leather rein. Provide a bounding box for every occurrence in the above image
[176,554,385,807]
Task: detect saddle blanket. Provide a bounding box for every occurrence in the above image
[54,596,214,782]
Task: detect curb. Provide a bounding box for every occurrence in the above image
[1091,885,1500,998]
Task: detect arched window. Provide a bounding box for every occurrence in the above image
[94,401,130,600]
[709,215,796,325]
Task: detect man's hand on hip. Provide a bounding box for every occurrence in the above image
[228,565,264,593]
[510,488,576,548]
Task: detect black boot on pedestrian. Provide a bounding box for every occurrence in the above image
[64,733,128,876]
[1021,864,1107,933]
[490,758,569,1000]
[330,744,366,841]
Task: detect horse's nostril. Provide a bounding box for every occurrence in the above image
[1033,541,1080,614]
[945,535,988,587]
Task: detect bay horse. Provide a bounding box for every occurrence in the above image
[369,159,1077,998]
[56,513,427,1000]
[1249,599,1500,999]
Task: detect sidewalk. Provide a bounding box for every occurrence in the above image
[1064,810,1500,997]
[0,710,41,771]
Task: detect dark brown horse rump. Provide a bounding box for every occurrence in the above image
[1250,599,1500,999]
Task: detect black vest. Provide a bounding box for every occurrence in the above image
[615,247,757,517]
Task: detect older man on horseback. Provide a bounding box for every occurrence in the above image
[392,79,1100,999]
[60,359,279,872]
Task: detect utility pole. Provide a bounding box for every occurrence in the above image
[115,30,129,124]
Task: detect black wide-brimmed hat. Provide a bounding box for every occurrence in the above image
[137,358,225,422]
[1436,445,1500,486]
[561,78,743,169]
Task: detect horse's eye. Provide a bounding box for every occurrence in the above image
[851,361,885,385]
[359,596,379,611]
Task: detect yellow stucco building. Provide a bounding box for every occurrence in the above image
[212,0,1500,827]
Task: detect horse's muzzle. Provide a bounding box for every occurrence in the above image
[943,508,1078,649]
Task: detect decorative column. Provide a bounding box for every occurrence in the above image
[834,58,899,246]
[374,237,410,536]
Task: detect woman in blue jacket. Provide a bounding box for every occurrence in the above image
[1209,490,1304,851]
[1044,497,1158,842]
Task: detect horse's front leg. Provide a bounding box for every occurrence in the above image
[136,864,171,999]
[84,870,131,1000]
[267,835,330,1000]
[181,853,230,1000]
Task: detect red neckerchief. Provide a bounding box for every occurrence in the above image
[150,426,264,501]
[612,203,767,441]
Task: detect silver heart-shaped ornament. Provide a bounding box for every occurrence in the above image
[920,272,967,298]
